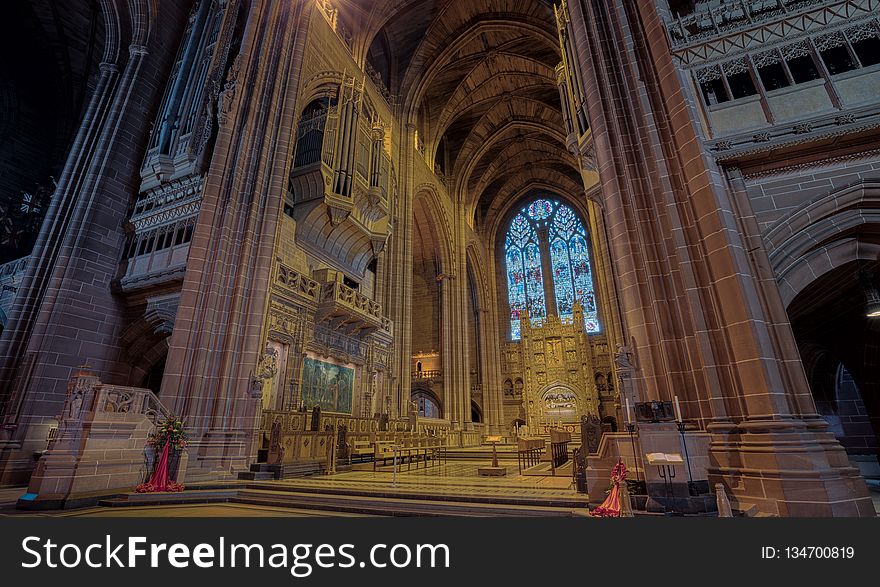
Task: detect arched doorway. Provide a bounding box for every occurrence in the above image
[412,388,442,419]
[142,357,166,396]
[788,261,880,466]
[471,401,483,424]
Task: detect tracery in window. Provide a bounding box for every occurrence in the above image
[504,198,600,339]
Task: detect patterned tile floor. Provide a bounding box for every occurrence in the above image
[253,460,583,501]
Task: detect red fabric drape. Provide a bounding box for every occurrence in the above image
[591,460,627,517]
[136,439,185,493]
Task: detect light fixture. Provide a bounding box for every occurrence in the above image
[859,272,880,318]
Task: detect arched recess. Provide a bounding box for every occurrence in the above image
[788,267,880,460]
[470,400,483,424]
[536,381,581,423]
[409,186,455,421]
[411,386,442,419]
[465,240,504,431]
[769,179,880,461]
[119,298,177,394]
[766,179,880,307]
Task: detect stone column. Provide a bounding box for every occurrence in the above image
[480,307,505,434]
[160,1,312,480]
[0,3,190,485]
[565,0,872,516]
[387,123,419,421]
[438,274,463,429]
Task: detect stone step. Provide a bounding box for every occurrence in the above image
[191,479,589,509]
[99,488,589,517]
[238,461,327,481]
[234,490,588,517]
[238,471,276,481]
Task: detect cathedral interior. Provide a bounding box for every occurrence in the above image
[0,0,879,518]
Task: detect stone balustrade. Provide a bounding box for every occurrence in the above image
[276,263,322,303]
[317,280,393,339]
[667,0,831,46]
[412,369,442,380]
[20,369,186,509]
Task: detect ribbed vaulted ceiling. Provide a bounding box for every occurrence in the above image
[336,0,585,229]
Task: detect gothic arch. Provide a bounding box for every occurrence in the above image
[764,178,880,308]
[488,189,595,258]
[127,0,156,47]
[296,70,344,112]
[412,184,455,277]
[99,0,123,64]
[465,242,491,310]
[411,384,443,419]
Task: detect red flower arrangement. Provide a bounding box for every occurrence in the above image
[591,459,627,517]
[135,415,187,493]
[146,415,188,451]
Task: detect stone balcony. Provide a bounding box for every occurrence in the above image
[274,263,392,342]
[316,280,393,341]
[412,369,443,382]
[668,0,833,47]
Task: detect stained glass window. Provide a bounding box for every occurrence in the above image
[506,242,526,340]
[505,213,546,339]
[505,199,600,339]
[523,242,546,321]
[527,199,553,221]
[551,238,574,316]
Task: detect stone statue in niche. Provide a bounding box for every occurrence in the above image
[614,344,635,371]
[217,53,242,126]
[68,385,85,421]
[64,369,98,422]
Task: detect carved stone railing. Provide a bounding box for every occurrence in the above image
[94,385,170,426]
[667,0,880,69]
[668,0,830,46]
[0,256,28,278]
[317,280,393,339]
[276,263,321,304]
[326,281,381,319]
[412,369,442,381]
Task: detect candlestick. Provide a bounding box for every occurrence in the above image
[625,397,632,424]
[673,396,682,423]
